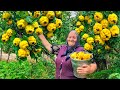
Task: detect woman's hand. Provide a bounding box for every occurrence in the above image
[76,64,91,76]
[76,63,97,76]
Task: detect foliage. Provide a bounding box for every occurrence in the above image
[88,69,114,79]
[0,11,64,61]
[1,11,120,79]
[0,11,72,79]
[70,11,120,71]
[0,59,55,79]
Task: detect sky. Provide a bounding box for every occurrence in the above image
[70,11,76,18]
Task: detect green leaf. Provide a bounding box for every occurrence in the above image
[14,46,19,53]
[20,57,27,61]
[108,73,120,79]
[25,16,33,24]
[0,27,3,32]
[30,51,35,59]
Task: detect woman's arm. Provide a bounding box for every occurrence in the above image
[38,34,52,52]
[88,63,97,74]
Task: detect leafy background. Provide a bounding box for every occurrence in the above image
[0,11,120,79]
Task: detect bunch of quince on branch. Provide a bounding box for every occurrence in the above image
[73,11,120,66]
[0,11,63,61]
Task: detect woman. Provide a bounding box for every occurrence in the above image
[38,30,97,79]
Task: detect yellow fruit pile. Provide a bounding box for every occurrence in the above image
[41,11,48,16]
[28,36,37,45]
[47,23,56,32]
[100,29,111,41]
[35,27,43,35]
[70,51,93,61]
[93,22,102,34]
[84,43,93,51]
[46,11,55,20]
[82,33,89,40]
[25,25,34,34]
[55,18,62,28]
[100,19,109,29]
[1,29,13,42]
[2,12,11,19]
[7,19,13,25]
[1,11,63,59]
[13,38,21,46]
[94,35,105,45]
[108,13,118,24]
[110,25,119,37]
[33,11,41,18]
[14,35,39,58]
[77,11,120,51]
[93,12,119,42]
[18,40,29,57]
[39,16,49,26]
[94,12,103,22]
[38,11,62,38]
[75,14,93,34]
[18,49,30,58]
[17,19,28,29]
[19,40,29,49]
[74,14,93,51]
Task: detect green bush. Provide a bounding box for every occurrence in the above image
[0,59,55,79]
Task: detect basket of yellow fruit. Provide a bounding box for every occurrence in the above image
[70,51,93,78]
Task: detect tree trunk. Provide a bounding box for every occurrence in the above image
[7,52,10,62]
[0,47,3,60]
[7,48,12,62]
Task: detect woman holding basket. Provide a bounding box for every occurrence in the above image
[38,30,97,79]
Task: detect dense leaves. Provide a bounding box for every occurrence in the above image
[0,59,55,79]
[0,11,120,79]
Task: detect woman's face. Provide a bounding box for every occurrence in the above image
[67,31,77,46]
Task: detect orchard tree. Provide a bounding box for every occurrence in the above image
[72,11,120,71]
[0,11,64,62]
